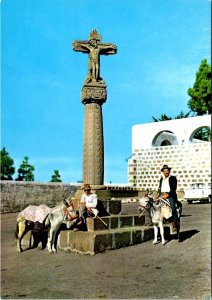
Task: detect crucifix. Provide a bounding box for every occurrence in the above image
[73,30,117,188]
[73,29,117,84]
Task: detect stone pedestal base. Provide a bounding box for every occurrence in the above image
[58,223,172,255]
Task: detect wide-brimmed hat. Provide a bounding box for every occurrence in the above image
[161,164,172,172]
[83,183,91,191]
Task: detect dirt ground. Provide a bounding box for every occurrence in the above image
[1,201,211,299]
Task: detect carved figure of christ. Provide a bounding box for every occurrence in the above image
[73,39,117,83]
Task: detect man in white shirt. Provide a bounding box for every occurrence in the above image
[79,184,99,225]
[157,164,178,231]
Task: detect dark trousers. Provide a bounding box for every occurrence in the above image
[168,197,178,223]
[79,206,95,224]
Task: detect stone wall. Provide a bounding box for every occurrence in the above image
[0,182,139,214]
[0,181,80,213]
[128,142,211,193]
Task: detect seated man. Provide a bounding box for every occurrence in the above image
[79,184,99,225]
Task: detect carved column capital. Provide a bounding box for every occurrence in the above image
[81,83,107,105]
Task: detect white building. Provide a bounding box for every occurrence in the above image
[128,115,211,192]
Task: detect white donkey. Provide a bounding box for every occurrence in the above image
[139,195,173,245]
[45,199,80,253]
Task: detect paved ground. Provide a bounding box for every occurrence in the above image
[1,201,211,299]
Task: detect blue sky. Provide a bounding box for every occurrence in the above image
[1,0,211,184]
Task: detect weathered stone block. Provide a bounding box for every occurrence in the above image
[94,233,112,252]
[110,216,119,229]
[86,217,109,231]
[96,190,112,200]
[134,215,145,226]
[120,216,133,228]
[68,231,95,254]
[106,200,122,214]
[58,230,68,248]
[114,231,131,249]
[142,227,154,242]
[132,230,142,244]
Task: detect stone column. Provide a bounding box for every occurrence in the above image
[81,82,106,188]
[73,29,117,191]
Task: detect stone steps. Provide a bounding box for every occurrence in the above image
[86,214,146,231]
[58,222,173,255]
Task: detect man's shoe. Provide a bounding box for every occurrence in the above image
[172,222,177,232]
[73,228,79,231]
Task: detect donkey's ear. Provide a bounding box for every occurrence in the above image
[63,199,69,208]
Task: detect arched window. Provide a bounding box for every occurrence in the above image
[190,126,211,143]
[152,130,178,147]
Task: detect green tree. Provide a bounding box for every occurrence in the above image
[50,170,62,182]
[187,59,211,115]
[152,114,172,122]
[174,111,191,119]
[0,147,15,180]
[152,111,191,122]
[16,156,35,181]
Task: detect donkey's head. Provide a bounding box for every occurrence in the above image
[139,195,154,210]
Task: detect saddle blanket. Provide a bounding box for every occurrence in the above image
[159,199,172,219]
[18,204,51,223]
[161,205,172,219]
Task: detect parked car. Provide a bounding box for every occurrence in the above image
[184,182,211,204]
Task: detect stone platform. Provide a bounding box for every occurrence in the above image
[19,214,175,254]
[57,215,173,255]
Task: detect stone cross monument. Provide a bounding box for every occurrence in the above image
[73,29,117,188]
